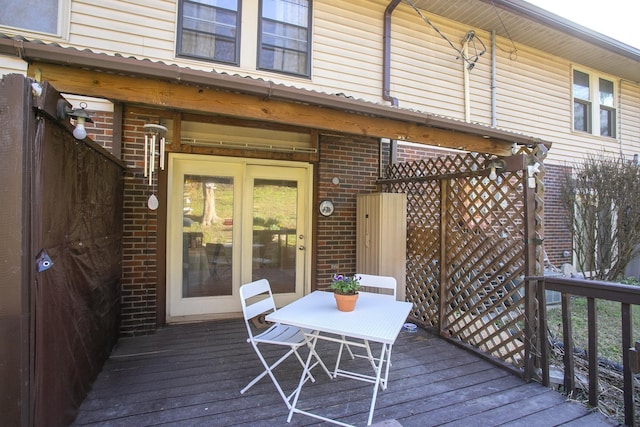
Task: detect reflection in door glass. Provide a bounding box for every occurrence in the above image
[252,179,297,293]
[182,175,233,298]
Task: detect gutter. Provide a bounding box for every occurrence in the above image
[0,36,547,148]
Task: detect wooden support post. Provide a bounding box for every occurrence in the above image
[587,297,599,407]
[438,179,448,335]
[629,340,640,373]
[561,293,576,394]
[111,102,123,159]
[522,167,539,381]
[537,278,550,386]
[621,303,635,426]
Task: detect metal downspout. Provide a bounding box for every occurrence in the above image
[383,0,402,172]
[463,39,471,122]
[383,0,402,107]
[491,30,497,128]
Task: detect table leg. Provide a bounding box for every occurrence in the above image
[381,345,393,390]
[287,331,324,423]
[366,343,389,426]
[307,333,333,379]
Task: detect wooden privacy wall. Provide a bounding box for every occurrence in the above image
[382,147,547,371]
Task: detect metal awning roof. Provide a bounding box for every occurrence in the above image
[0,34,546,153]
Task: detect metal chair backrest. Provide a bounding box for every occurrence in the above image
[356,274,397,299]
[239,278,276,337]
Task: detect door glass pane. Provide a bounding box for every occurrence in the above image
[252,178,297,293]
[182,174,234,298]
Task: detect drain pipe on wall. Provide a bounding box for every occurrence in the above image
[462,33,471,123]
[383,0,402,107]
[491,30,497,128]
[383,0,402,172]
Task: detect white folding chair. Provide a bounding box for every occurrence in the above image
[240,278,331,408]
[333,274,398,388]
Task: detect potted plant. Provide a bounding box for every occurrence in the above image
[330,274,361,312]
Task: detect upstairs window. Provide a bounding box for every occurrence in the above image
[598,78,615,137]
[177,0,240,65]
[573,70,591,133]
[0,0,65,36]
[258,0,311,77]
[572,69,616,138]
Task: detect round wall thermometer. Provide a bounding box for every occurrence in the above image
[319,200,334,216]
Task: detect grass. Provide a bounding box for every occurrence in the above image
[183,176,298,245]
[546,296,640,364]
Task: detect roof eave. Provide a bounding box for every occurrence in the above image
[483,0,640,62]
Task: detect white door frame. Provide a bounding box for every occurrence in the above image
[166,153,313,322]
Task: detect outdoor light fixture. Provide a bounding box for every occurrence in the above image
[143,123,168,186]
[489,166,498,180]
[57,99,93,140]
[486,159,506,181]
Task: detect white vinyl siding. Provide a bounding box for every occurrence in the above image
[619,81,640,159]
[390,7,468,117]
[5,0,636,166]
[311,1,383,99]
[494,46,571,143]
[0,56,28,77]
[68,1,176,58]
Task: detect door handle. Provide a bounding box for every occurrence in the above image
[298,246,305,251]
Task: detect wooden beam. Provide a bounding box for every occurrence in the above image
[29,63,514,156]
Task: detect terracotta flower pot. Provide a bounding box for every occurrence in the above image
[334,292,359,312]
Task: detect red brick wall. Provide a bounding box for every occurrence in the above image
[88,110,161,335]
[87,110,161,336]
[543,163,574,268]
[315,135,383,288]
[396,142,445,162]
[118,112,163,335]
[85,111,114,152]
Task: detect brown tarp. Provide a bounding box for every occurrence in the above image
[33,117,124,426]
[0,75,125,427]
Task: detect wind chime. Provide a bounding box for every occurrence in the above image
[143,123,168,210]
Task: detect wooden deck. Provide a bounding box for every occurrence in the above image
[72,319,617,427]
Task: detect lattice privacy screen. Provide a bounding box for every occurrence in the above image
[382,146,546,370]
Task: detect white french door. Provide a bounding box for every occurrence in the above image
[166,154,312,320]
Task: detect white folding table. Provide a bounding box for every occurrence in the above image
[266,290,412,426]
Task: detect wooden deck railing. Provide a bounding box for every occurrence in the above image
[528,276,640,426]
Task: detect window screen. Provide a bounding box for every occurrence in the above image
[258,0,310,77]
[177,0,240,64]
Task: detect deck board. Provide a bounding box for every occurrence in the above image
[72,319,616,426]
